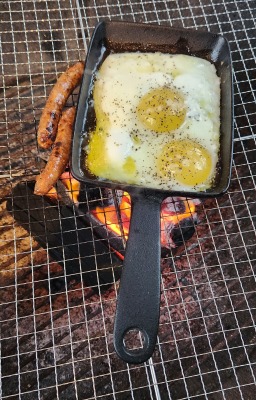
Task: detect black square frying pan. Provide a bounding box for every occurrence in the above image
[72,20,233,364]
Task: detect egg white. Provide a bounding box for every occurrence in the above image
[86,52,220,191]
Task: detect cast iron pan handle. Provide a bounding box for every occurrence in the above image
[114,194,162,364]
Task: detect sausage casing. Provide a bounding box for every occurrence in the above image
[37,61,84,149]
[34,107,76,195]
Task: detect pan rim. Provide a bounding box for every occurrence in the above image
[71,19,234,199]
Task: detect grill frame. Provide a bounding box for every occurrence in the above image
[0,0,256,399]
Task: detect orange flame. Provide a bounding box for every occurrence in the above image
[60,172,80,203]
[44,172,80,203]
[92,192,196,248]
[92,193,131,239]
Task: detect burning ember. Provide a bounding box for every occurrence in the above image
[42,173,200,250]
[91,192,200,249]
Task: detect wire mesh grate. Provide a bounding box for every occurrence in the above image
[0,0,256,399]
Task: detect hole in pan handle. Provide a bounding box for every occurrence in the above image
[113,193,163,364]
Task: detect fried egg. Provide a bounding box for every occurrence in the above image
[85,52,220,192]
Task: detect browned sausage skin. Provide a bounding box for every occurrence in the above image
[34,107,76,195]
[37,62,84,149]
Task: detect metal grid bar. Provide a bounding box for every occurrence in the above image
[0,0,256,399]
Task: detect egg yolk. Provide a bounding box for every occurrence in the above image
[123,156,136,175]
[86,82,110,177]
[137,87,186,133]
[86,83,138,182]
[86,129,107,176]
[158,139,212,186]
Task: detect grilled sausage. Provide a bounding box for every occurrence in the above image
[34,107,76,195]
[37,61,84,149]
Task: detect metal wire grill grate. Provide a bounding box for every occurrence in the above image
[0,0,255,399]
